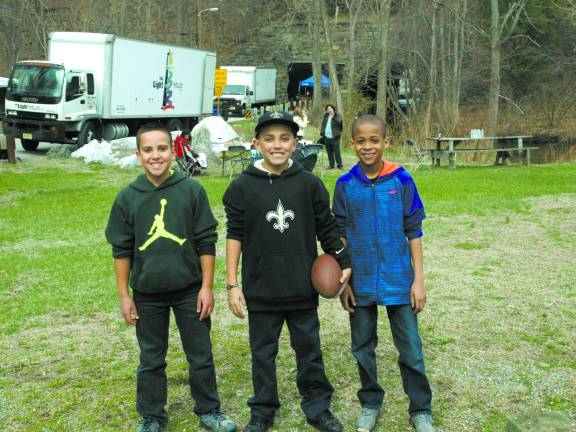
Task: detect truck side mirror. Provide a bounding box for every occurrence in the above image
[249,91,254,96]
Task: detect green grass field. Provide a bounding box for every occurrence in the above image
[1,158,575,431]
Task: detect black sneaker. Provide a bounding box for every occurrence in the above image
[307,410,343,432]
[244,415,274,432]
[136,418,163,432]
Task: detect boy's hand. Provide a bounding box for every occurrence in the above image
[197,287,214,321]
[339,267,352,294]
[339,284,356,313]
[410,279,426,313]
[120,296,139,325]
[227,287,247,319]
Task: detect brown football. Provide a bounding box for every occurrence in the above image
[311,254,342,298]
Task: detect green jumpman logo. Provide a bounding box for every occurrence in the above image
[139,199,186,251]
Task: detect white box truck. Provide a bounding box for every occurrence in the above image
[215,66,276,116]
[3,32,216,150]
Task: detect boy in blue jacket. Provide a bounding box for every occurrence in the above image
[333,115,435,432]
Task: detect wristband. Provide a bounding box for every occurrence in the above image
[226,284,239,290]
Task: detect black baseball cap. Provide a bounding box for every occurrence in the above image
[255,111,299,137]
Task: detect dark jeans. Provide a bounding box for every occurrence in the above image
[247,309,334,420]
[349,304,432,414]
[135,292,220,424]
[323,137,343,169]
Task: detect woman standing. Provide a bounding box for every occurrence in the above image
[320,104,343,169]
[292,106,308,140]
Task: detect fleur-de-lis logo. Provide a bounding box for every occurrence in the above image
[270,111,283,119]
[266,199,295,233]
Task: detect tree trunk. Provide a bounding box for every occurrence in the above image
[424,0,439,136]
[376,0,392,119]
[320,0,344,118]
[487,0,501,140]
[310,0,323,121]
[346,0,363,114]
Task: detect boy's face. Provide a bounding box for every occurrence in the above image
[136,130,174,185]
[350,121,389,168]
[254,124,297,174]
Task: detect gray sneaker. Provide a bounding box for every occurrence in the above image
[410,413,436,432]
[136,418,162,432]
[200,410,237,432]
[357,406,381,432]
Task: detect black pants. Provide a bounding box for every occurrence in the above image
[247,309,334,420]
[135,291,220,424]
[323,137,343,169]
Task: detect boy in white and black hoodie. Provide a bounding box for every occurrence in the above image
[223,111,352,432]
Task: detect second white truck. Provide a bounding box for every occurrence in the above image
[215,66,276,116]
[3,32,216,150]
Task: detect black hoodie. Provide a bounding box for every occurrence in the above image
[105,171,217,295]
[223,161,350,311]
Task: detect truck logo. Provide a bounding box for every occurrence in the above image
[161,51,175,111]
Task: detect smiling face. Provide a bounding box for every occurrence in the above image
[325,105,335,116]
[254,124,298,174]
[136,130,174,186]
[350,121,389,170]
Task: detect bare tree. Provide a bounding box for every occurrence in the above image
[376,0,392,119]
[310,0,324,121]
[320,0,344,117]
[424,0,440,136]
[345,0,365,112]
[486,0,526,139]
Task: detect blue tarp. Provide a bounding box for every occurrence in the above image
[298,74,330,88]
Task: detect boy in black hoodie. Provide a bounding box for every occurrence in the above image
[105,123,236,432]
[223,112,352,432]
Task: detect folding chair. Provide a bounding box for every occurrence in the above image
[226,145,251,178]
[302,143,324,177]
[404,139,431,172]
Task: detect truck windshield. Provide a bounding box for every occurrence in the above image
[6,64,64,104]
[222,85,246,96]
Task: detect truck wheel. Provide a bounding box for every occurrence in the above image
[21,139,40,151]
[78,121,97,148]
[166,119,183,132]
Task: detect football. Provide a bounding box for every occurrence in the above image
[311,254,342,298]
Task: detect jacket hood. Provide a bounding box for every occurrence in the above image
[244,159,305,179]
[129,170,187,192]
[350,160,403,184]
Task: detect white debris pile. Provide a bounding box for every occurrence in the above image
[191,116,239,152]
[71,139,115,164]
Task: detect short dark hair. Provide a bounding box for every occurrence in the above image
[351,114,387,139]
[136,123,172,149]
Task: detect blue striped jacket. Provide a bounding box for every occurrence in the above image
[332,161,425,306]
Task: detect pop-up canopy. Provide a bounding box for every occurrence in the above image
[298,74,330,88]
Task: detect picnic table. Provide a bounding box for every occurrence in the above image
[425,135,537,169]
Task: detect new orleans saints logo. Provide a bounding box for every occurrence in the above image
[265,199,295,234]
[270,111,283,119]
[139,199,186,251]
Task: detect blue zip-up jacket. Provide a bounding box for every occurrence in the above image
[332,160,425,306]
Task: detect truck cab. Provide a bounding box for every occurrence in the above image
[215,84,253,116]
[4,61,98,150]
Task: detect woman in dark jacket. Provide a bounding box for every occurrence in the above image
[320,104,344,170]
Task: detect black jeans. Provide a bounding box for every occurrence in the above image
[350,304,432,414]
[247,309,334,420]
[323,137,343,169]
[135,291,220,424]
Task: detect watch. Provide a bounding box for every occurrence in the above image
[226,284,239,290]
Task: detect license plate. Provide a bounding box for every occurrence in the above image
[23,133,33,139]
